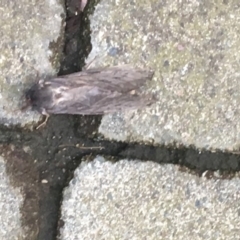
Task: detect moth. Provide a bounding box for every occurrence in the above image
[25,66,154,127]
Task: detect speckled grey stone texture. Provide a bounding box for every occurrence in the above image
[60,157,240,240]
[0,0,64,127]
[87,0,240,151]
[0,156,24,239]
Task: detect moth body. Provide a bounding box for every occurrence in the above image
[25,66,154,115]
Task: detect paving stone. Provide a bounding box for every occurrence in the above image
[87,0,240,151]
[0,156,24,239]
[0,0,65,127]
[60,156,240,240]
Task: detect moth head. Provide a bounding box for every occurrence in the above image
[25,86,37,103]
[21,83,41,111]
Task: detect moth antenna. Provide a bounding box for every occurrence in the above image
[84,48,108,69]
[20,103,30,111]
[84,56,98,70]
[38,79,45,87]
[21,92,33,111]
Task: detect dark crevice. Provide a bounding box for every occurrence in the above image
[58,0,98,75]
[1,0,240,239]
[2,114,240,239]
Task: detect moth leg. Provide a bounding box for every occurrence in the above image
[36,109,49,130]
[36,115,49,130]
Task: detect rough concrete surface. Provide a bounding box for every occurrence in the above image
[0,144,40,240]
[1,1,240,240]
[0,0,65,126]
[60,157,240,240]
[0,156,24,239]
[86,0,240,151]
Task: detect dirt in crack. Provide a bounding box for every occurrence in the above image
[1,115,240,240]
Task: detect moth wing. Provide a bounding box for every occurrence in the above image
[39,66,154,115]
[50,66,153,91]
